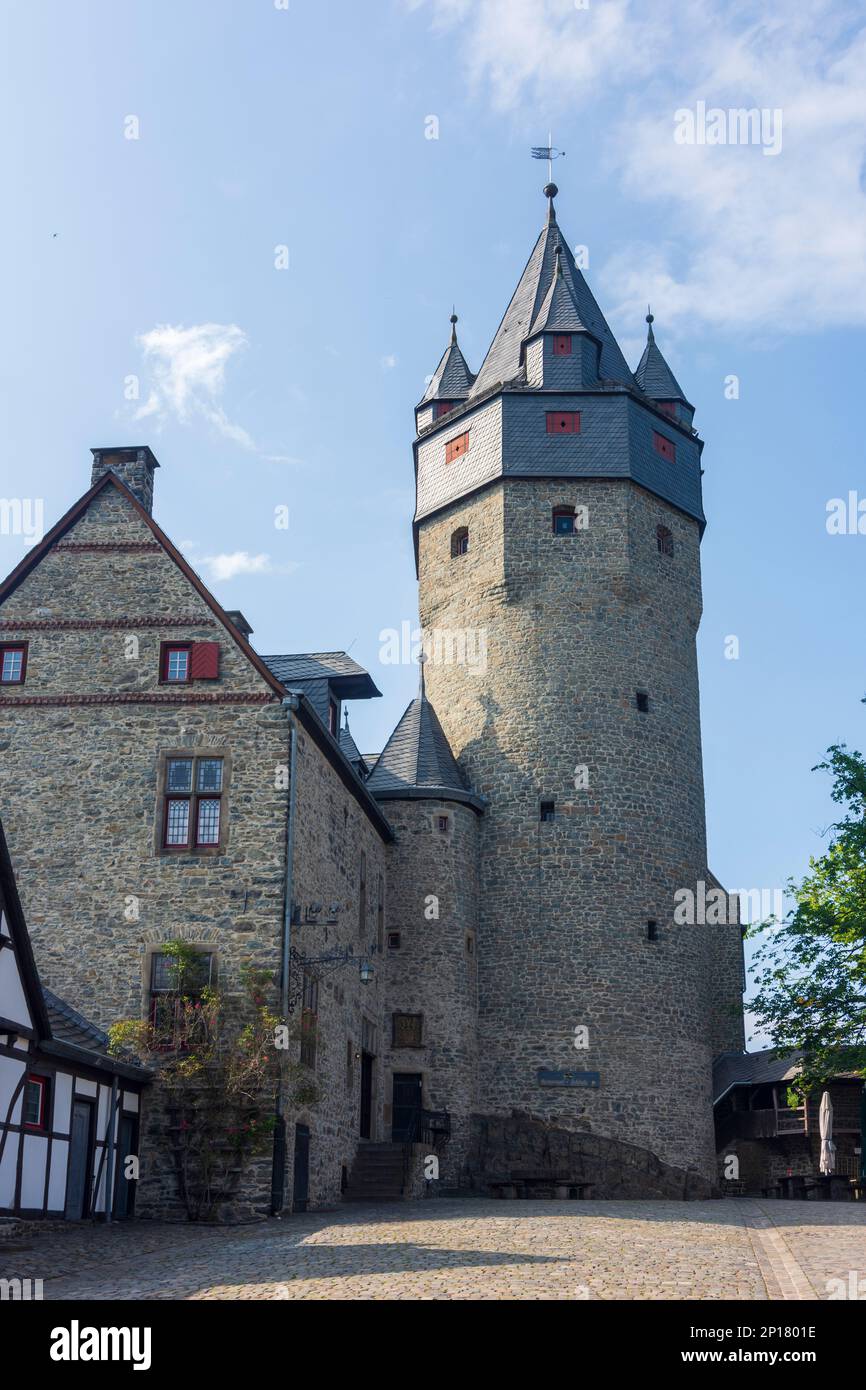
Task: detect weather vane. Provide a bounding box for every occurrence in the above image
[531,132,565,185]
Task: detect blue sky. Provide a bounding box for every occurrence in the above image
[1,1,864,1038]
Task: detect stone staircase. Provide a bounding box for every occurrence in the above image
[343,1142,408,1203]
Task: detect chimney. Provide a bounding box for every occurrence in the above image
[225,610,254,638]
[90,446,160,515]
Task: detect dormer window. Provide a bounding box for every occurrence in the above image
[0,643,27,685]
[434,401,455,419]
[658,402,677,419]
[552,334,572,356]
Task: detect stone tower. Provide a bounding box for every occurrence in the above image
[413,185,744,1188]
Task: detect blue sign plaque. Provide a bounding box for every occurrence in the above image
[536,1068,600,1089]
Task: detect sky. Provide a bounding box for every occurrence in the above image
[1,0,864,1041]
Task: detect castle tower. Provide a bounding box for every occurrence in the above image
[367,674,484,1183]
[413,185,744,1188]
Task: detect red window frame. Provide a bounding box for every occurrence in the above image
[160,642,192,683]
[161,755,224,851]
[546,411,581,434]
[653,431,676,463]
[445,432,469,464]
[0,642,28,685]
[552,334,572,356]
[23,1074,48,1129]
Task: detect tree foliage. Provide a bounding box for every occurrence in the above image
[749,744,866,1094]
[109,942,317,1220]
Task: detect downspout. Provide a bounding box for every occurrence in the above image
[105,1077,118,1223]
[271,693,299,1215]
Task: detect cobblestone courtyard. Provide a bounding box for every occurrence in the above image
[3,1198,865,1300]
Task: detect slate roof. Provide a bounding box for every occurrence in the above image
[469,197,635,399]
[529,250,593,337]
[260,652,382,700]
[421,319,475,403]
[713,1049,864,1102]
[339,716,368,775]
[634,319,690,404]
[43,987,111,1053]
[366,694,484,810]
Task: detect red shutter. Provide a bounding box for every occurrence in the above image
[190,642,220,680]
[546,412,581,434]
[652,431,676,463]
[445,432,469,464]
[552,335,572,356]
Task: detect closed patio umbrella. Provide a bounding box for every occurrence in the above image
[859,1085,866,1183]
[819,1090,836,1175]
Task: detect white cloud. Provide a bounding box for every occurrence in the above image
[414,0,866,336]
[201,551,299,583]
[134,323,256,448]
[381,354,398,369]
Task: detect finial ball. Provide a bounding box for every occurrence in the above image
[543,182,558,199]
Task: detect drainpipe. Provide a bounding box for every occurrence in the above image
[271,694,299,1215]
[106,1076,118,1224]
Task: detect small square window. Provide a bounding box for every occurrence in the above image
[388,931,401,950]
[552,334,572,356]
[636,691,649,713]
[437,815,449,832]
[162,645,191,682]
[540,800,555,822]
[197,759,223,793]
[0,644,27,685]
[553,510,575,535]
[392,1012,423,1048]
[167,758,193,792]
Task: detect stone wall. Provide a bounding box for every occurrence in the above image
[0,478,392,1217]
[466,1112,717,1200]
[380,798,480,1185]
[419,475,744,1184]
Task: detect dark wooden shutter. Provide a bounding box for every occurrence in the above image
[190,642,220,680]
[652,431,676,463]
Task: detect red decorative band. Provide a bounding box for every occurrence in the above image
[53,542,162,552]
[0,617,218,631]
[0,693,276,707]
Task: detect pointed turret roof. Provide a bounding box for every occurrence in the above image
[528,244,593,340]
[634,311,690,405]
[469,185,634,398]
[366,685,484,810]
[421,313,475,404]
[339,710,369,777]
